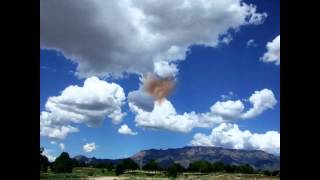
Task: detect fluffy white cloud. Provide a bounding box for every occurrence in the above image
[130,99,223,132]
[83,142,97,153]
[241,89,277,119]
[129,89,277,132]
[59,143,65,150]
[118,124,138,135]
[190,123,280,155]
[40,77,126,139]
[41,0,267,78]
[210,100,244,120]
[50,141,57,145]
[246,39,256,47]
[260,35,280,65]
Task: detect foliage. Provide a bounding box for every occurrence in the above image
[188,160,212,173]
[115,164,125,176]
[51,152,74,173]
[121,158,139,170]
[142,160,160,171]
[166,164,178,178]
[40,147,50,172]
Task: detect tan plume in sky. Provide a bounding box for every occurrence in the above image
[143,74,175,103]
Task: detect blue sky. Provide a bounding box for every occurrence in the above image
[40,0,279,160]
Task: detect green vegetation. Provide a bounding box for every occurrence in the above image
[40,147,49,172]
[40,148,280,179]
[142,159,160,172]
[51,152,74,173]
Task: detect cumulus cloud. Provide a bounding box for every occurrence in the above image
[130,99,223,132]
[50,141,57,145]
[129,89,277,132]
[190,123,280,155]
[128,87,155,112]
[59,143,65,150]
[83,142,97,153]
[241,89,277,119]
[41,0,267,78]
[40,77,126,139]
[118,124,138,135]
[210,100,245,120]
[246,39,256,47]
[260,35,280,65]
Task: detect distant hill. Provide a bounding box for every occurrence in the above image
[73,146,280,171]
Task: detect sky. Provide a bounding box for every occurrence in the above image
[40,0,280,161]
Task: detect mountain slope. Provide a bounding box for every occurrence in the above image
[130,146,280,171]
[73,146,280,171]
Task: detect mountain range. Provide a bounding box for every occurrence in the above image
[73,146,280,171]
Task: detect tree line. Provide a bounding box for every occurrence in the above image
[40,148,279,178]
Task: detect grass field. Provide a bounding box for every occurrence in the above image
[40,167,280,180]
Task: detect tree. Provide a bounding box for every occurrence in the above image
[188,160,212,173]
[224,164,237,173]
[236,164,255,174]
[172,163,185,173]
[121,158,139,171]
[115,164,125,176]
[211,162,225,172]
[40,147,50,172]
[51,152,74,173]
[142,160,160,172]
[166,165,178,178]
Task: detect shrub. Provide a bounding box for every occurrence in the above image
[116,164,125,176]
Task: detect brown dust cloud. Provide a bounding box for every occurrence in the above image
[143,74,176,104]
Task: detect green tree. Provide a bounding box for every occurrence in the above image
[166,165,178,178]
[121,158,139,171]
[40,147,50,172]
[236,164,255,174]
[142,160,160,172]
[172,163,185,173]
[115,164,125,176]
[211,161,225,172]
[188,160,212,173]
[51,152,74,173]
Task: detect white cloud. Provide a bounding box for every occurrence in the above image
[50,141,57,145]
[129,89,277,132]
[59,143,65,150]
[246,39,256,47]
[42,150,57,162]
[241,89,277,119]
[41,0,267,78]
[220,91,234,100]
[130,99,223,133]
[83,142,97,153]
[128,88,154,112]
[210,100,244,120]
[40,77,126,139]
[118,124,138,135]
[190,123,280,155]
[260,35,280,65]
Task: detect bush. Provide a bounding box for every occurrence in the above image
[121,158,139,170]
[167,165,178,178]
[188,160,212,173]
[88,171,94,176]
[142,160,160,172]
[115,164,125,176]
[51,152,74,173]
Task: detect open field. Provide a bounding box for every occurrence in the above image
[40,167,279,180]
